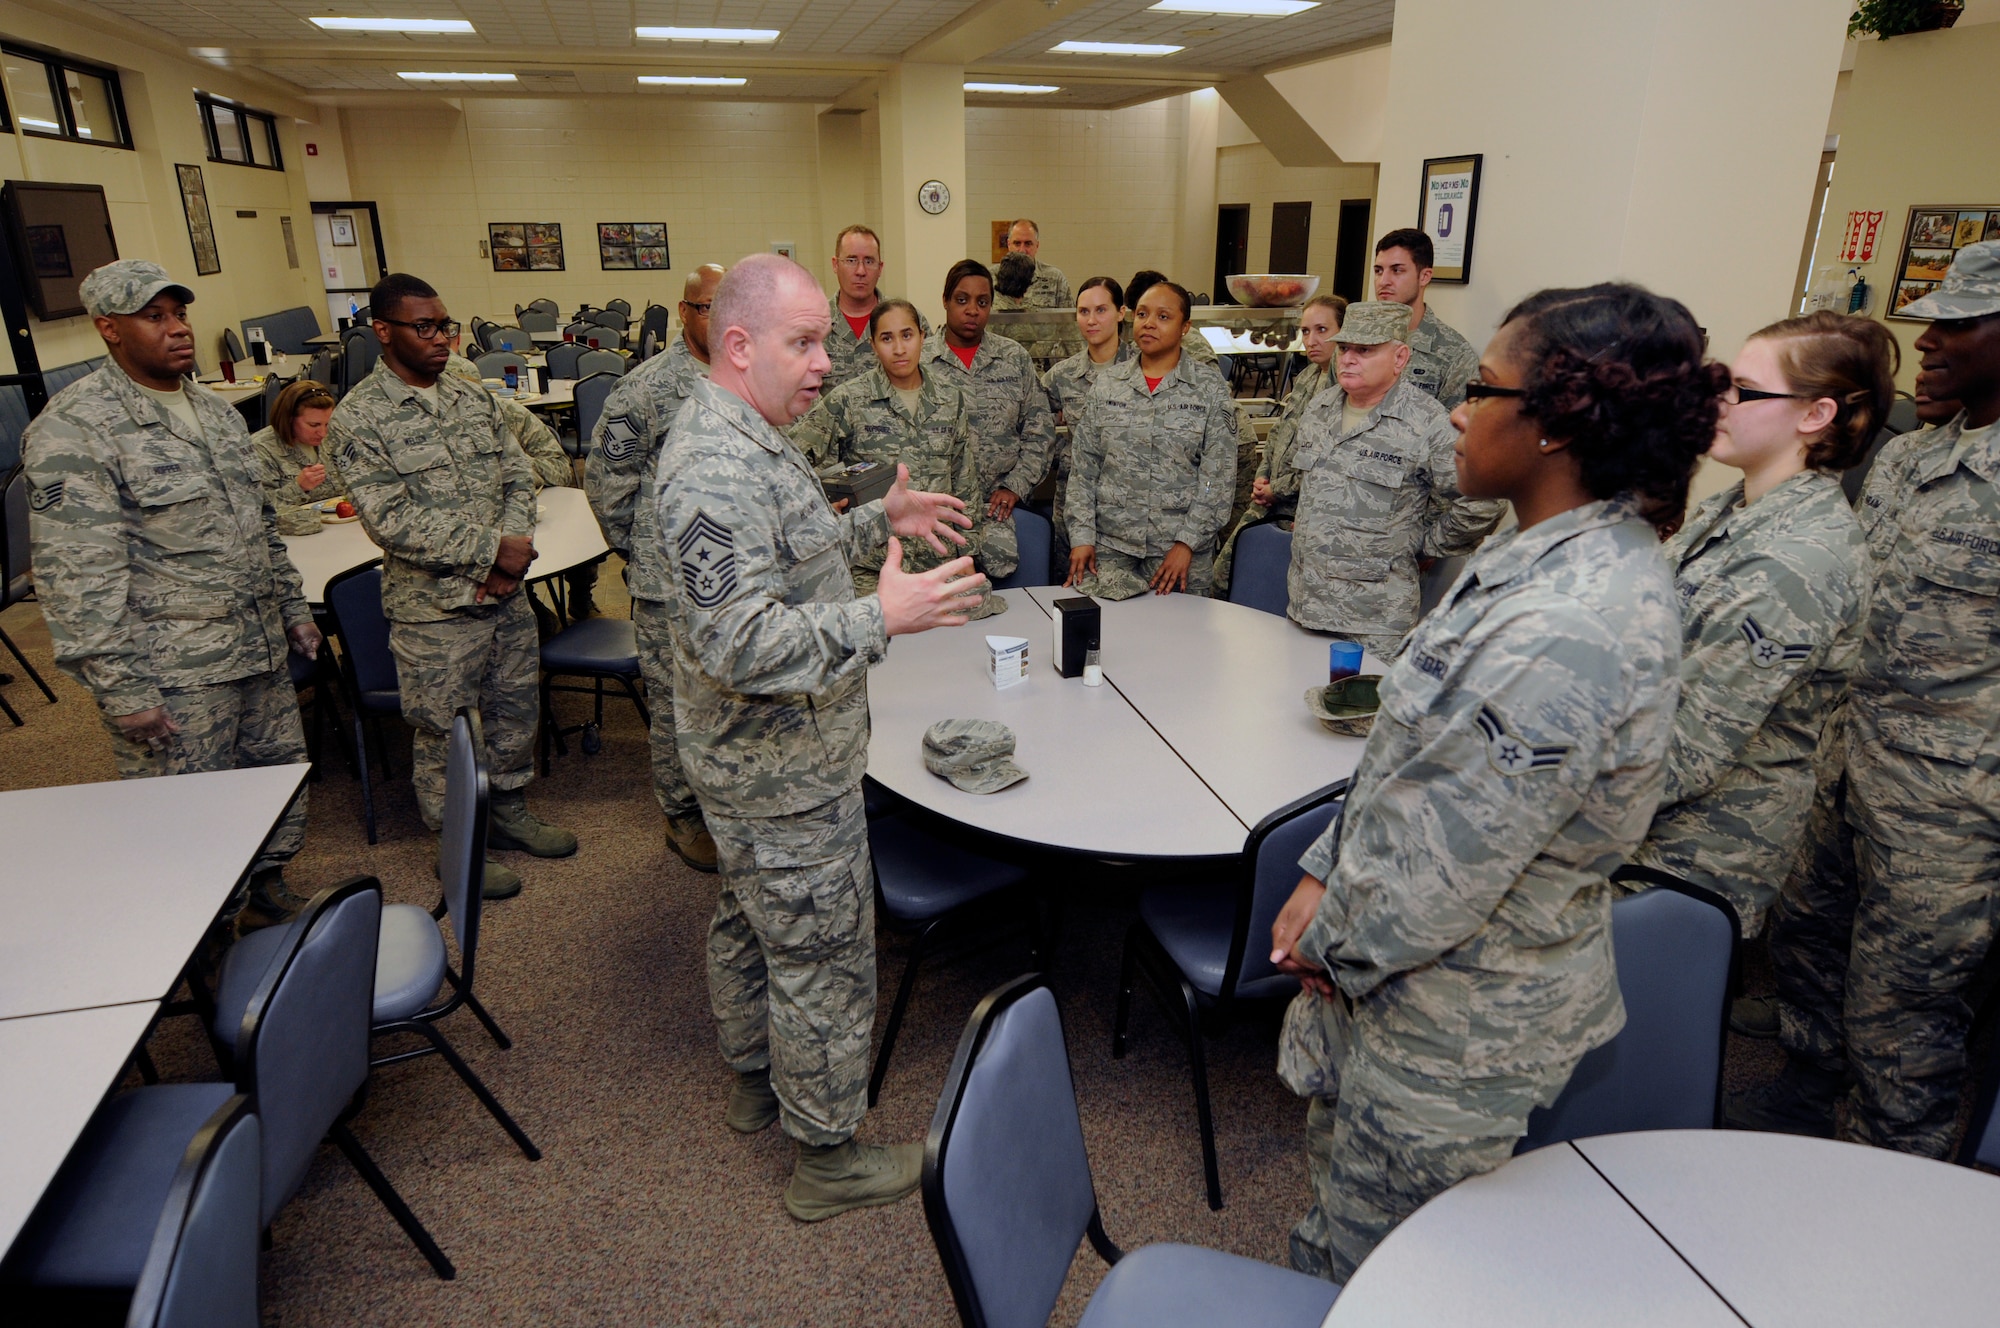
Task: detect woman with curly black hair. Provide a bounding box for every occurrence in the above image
[1268,282,1725,1283]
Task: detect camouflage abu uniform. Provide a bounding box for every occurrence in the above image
[330,359,539,830]
[922,330,1055,504]
[1770,409,2000,1157]
[26,352,312,880]
[444,353,572,491]
[1403,305,1480,409]
[582,335,709,821]
[1024,260,1072,311]
[789,365,1018,592]
[249,424,333,536]
[1042,341,1137,568]
[1628,470,1869,935]
[1288,374,1503,655]
[1214,361,1332,591]
[1284,494,1681,1282]
[1065,352,1240,595]
[655,376,894,1146]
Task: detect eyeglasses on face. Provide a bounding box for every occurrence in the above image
[376,317,461,340]
[1461,381,1527,402]
[1722,384,1811,405]
[681,301,713,315]
[837,256,881,270]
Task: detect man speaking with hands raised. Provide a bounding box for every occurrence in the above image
[654,253,982,1222]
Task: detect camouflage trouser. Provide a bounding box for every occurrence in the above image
[1771,709,2000,1157]
[1096,546,1215,598]
[630,597,697,820]
[389,594,539,831]
[1290,1037,1572,1284]
[705,787,877,1145]
[101,668,308,889]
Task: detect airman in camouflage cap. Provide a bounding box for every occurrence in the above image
[923,718,1028,794]
[1333,301,1414,346]
[1898,239,2000,321]
[79,259,195,317]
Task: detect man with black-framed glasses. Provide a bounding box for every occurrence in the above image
[330,271,576,899]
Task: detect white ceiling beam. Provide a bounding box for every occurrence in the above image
[903,0,1074,65]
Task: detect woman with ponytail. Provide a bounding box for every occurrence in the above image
[1269,283,1722,1282]
[1628,312,1893,936]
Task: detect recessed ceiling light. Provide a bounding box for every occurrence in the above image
[965,82,1060,93]
[397,71,517,81]
[634,26,780,42]
[312,16,476,32]
[1149,0,1319,15]
[1050,40,1183,55]
[638,75,747,85]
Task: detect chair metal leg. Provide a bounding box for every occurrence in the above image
[329,1123,456,1280]
[0,626,56,703]
[411,1022,541,1160]
[461,990,514,1050]
[355,713,378,845]
[868,919,939,1108]
[1180,975,1223,1211]
[1112,923,1139,1058]
[0,685,19,726]
[135,1046,160,1084]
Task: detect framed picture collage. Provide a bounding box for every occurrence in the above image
[1890,205,2000,319]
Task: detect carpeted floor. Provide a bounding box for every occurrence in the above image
[1,580,1791,1328]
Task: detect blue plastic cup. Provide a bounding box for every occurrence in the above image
[1328,640,1363,683]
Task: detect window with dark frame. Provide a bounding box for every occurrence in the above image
[0,43,129,147]
[196,93,282,171]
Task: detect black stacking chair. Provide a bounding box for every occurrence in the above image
[1,465,59,725]
[1227,523,1291,619]
[322,562,402,843]
[539,616,646,772]
[545,341,586,380]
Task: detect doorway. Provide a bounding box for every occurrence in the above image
[1332,199,1372,303]
[1270,202,1311,273]
[1213,204,1249,304]
[310,201,387,330]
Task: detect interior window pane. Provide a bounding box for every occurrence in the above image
[64,68,117,142]
[5,53,63,136]
[251,116,276,166]
[212,106,246,162]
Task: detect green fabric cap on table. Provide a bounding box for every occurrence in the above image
[923,718,1028,794]
[1900,240,2000,321]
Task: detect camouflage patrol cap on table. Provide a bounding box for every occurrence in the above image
[1900,240,2000,321]
[80,260,195,317]
[1073,563,1149,601]
[1334,301,1414,347]
[923,719,1028,794]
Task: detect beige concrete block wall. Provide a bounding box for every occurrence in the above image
[1216,144,1379,293]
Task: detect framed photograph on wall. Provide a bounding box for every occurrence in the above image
[1418,154,1482,284]
[1888,203,2000,320]
[176,164,220,276]
[329,214,357,246]
[600,222,666,270]
[491,221,564,272]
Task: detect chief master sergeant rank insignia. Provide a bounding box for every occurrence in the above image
[678,509,737,609]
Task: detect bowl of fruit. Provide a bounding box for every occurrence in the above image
[318,497,359,525]
[1225,273,1321,308]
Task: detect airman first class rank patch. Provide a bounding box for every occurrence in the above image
[1740,615,1812,669]
[598,415,641,463]
[677,509,736,609]
[1476,705,1569,775]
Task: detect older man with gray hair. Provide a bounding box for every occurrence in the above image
[653,252,984,1221]
[1007,218,1072,310]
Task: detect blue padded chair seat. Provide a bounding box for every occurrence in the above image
[211,924,292,1048]
[1077,1243,1338,1327]
[871,815,1029,923]
[373,903,450,1022]
[4,1083,234,1287]
[1138,882,1300,1002]
[541,617,638,672]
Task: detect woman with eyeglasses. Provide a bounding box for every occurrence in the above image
[1625,313,1890,939]
[250,378,338,535]
[1268,283,1724,1283]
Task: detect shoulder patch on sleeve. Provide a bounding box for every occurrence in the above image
[1476,704,1569,775]
[1740,615,1812,669]
[676,509,737,609]
[28,479,64,512]
[598,414,642,463]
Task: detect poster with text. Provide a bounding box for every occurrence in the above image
[1419,154,1482,283]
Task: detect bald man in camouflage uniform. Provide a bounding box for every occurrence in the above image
[1273,491,1682,1281]
[26,260,319,933]
[1741,244,2000,1156]
[332,273,575,900]
[1287,302,1503,655]
[1627,467,1869,935]
[583,263,722,870]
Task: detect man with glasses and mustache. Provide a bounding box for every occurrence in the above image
[331,272,575,900]
[825,225,898,394]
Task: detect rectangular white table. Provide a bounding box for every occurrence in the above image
[867,589,1249,858]
[0,765,309,1020]
[0,1002,163,1253]
[1025,588,1373,828]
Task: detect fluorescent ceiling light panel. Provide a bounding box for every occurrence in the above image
[398,70,516,81]
[1149,0,1318,14]
[312,16,476,32]
[634,26,779,42]
[638,75,747,85]
[965,82,1059,93]
[1050,40,1182,55]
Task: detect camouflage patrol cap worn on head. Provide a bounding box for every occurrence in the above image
[1334,302,1413,347]
[80,260,195,317]
[1899,240,2000,321]
[923,718,1028,794]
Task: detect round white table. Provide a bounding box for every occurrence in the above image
[281,484,607,604]
[865,588,1377,859]
[1327,1129,2000,1327]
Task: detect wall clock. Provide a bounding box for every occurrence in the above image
[918,180,951,215]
